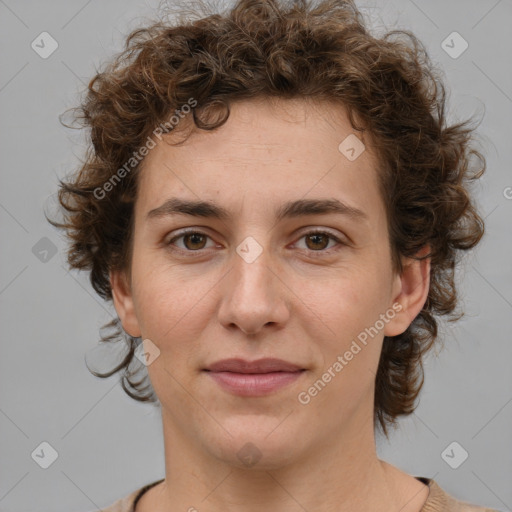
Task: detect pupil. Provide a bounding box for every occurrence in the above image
[308,234,327,250]
[186,233,205,249]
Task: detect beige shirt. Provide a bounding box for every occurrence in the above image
[94,477,500,511]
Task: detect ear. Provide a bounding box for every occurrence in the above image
[384,245,431,337]
[110,269,142,338]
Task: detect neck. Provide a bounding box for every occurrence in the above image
[143,407,420,512]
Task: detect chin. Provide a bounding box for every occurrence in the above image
[208,419,306,470]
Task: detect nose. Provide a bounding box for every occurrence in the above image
[217,241,290,336]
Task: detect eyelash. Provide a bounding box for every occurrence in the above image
[165,228,346,256]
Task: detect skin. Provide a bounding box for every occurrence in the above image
[111,97,431,512]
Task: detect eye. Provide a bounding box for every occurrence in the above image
[293,230,345,253]
[166,229,216,251]
[165,228,345,255]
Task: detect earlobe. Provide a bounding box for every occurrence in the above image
[110,269,142,338]
[384,246,431,337]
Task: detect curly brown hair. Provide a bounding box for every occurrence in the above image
[48,0,486,438]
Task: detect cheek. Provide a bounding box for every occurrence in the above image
[130,255,218,352]
[301,266,392,379]
[304,273,389,391]
[130,235,393,351]
[309,267,387,333]
[130,251,181,337]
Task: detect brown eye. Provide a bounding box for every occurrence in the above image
[182,233,207,250]
[295,230,343,253]
[167,230,214,251]
[305,232,331,251]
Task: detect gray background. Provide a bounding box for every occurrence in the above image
[1,0,511,511]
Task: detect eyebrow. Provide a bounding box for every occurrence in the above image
[146,197,368,223]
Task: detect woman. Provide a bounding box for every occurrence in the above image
[51,0,497,510]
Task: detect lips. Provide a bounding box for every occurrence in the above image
[204,358,304,373]
[203,358,306,396]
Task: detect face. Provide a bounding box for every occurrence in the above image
[111,97,429,468]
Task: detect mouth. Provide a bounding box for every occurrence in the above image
[202,358,306,396]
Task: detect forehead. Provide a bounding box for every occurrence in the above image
[135,98,385,227]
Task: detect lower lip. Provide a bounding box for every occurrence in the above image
[205,370,305,396]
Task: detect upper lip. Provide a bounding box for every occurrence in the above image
[204,358,304,373]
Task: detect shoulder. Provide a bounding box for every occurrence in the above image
[82,479,165,512]
[80,476,501,512]
[96,490,140,512]
[420,477,501,512]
